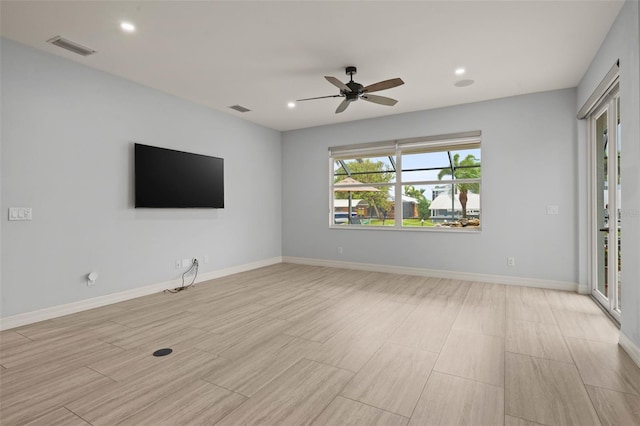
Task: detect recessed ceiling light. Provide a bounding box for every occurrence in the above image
[287,102,296,109]
[455,67,466,76]
[120,21,136,33]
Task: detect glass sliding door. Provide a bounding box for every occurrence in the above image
[595,108,609,299]
[591,88,621,321]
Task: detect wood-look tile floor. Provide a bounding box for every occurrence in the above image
[2,263,639,425]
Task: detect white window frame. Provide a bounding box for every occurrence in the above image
[329,131,482,231]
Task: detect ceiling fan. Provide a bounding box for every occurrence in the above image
[297,66,404,114]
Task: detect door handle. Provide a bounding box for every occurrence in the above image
[599,228,610,232]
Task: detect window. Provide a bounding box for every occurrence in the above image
[330,131,481,230]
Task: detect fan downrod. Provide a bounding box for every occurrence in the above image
[344,66,363,101]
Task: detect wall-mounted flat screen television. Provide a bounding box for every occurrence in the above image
[135,143,224,208]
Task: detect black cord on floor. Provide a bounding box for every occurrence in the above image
[165,259,199,293]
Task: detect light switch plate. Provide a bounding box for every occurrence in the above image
[9,207,32,221]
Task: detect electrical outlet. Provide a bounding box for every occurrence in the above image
[175,260,182,269]
[203,255,210,264]
[87,272,98,287]
[507,257,515,267]
[547,205,559,215]
[337,246,343,254]
[182,259,190,267]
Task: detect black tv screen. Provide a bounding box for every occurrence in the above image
[135,143,224,208]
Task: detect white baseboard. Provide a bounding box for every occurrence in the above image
[619,332,640,368]
[0,256,282,331]
[196,256,282,283]
[578,284,590,295]
[282,256,579,292]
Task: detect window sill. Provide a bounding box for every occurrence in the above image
[329,225,481,233]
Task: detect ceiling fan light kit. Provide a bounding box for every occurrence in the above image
[297,66,404,114]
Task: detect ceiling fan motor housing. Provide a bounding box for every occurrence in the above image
[344,80,364,101]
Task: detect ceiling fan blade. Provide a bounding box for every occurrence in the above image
[335,99,350,114]
[362,94,398,106]
[296,95,342,102]
[363,78,404,93]
[325,76,352,92]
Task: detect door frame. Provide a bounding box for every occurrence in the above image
[588,85,621,322]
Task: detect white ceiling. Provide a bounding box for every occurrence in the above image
[1,1,623,131]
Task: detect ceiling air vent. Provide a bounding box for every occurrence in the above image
[46,36,96,56]
[229,105,251,113]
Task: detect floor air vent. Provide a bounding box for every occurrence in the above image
[47,36,96,56]
[152,348,173,357]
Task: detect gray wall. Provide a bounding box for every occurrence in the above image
[1,39,282,317]
[577,0,640,347]
[282,88,579,284]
